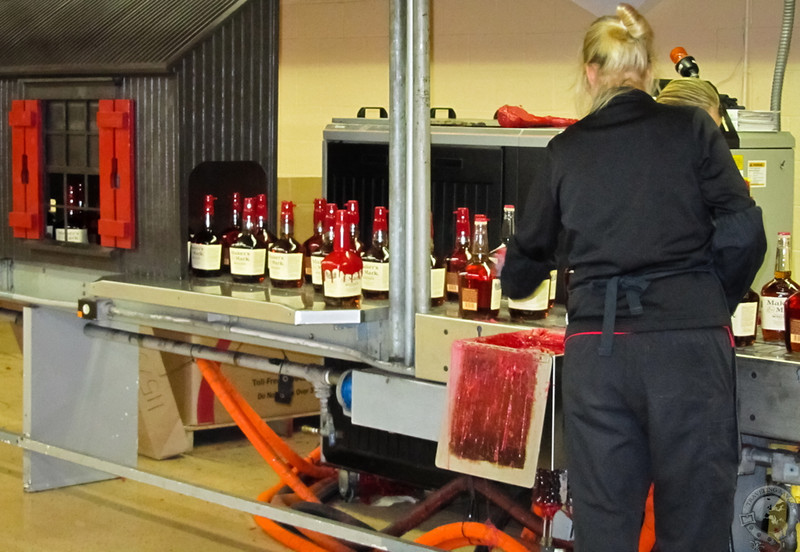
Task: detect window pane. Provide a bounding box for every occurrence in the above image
[47,102,66,131]
[67,101,87,131]
[46,134,66,166]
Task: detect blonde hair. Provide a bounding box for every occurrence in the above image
[656,78,721,116]
[581,3,655,113]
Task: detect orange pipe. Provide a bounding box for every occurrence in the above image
[199,353,335,480]
[195,358,319,502]
[415,522,531,552]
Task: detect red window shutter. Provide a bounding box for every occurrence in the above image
[8,100,43,239]
[97,99,136,249]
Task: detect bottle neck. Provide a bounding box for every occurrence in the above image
[472,222,489,257]
[334,213,350,252]
[501,209,515,245]
[775,240,792,275]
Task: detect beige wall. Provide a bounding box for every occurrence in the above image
[278,0,800,272]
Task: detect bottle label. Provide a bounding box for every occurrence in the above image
[269,252,304,281]
[362,261,390,291]
[790,319,800,344]
[446,271,460,293]
[761,296,787,331]
[311,255,324,286]
[55,228,66,242]
[461,287,479,311]
[230,248,266,276]
[191,243,222,271]
[324,268,362,298]
[490,278,501,310]
[731,301,758,337]
[431,268,446,299]
[549,269,558,301]
[508,279,549,311]
[62,228,89,244]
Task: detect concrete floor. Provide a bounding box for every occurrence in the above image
[0,320,475,551]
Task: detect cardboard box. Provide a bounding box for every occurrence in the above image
[139,342,190,459]
[154,330,321,428]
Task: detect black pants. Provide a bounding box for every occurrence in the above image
[562,327,738,552]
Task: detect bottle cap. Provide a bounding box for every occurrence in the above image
[373,206,388,232]
[203,194,217,215]
[280,201,295,223]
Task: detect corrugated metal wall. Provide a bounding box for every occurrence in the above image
[177,0,279,240]
[0,0,278,280]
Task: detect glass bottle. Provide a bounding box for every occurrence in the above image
[229,196,267,284]
[220,192,242,273]
[361,206,390,300]
[190,194,222,277]
[322,209,363,309]
[302,198,327,283]
[732,288,759,347]
[446,207,472,301]
[508,279,550,321]
[269,201,305,288]
[311,203,337,292]
[786,290,800,352]
[255,193,277,251]
[459,215,501,320]
[491,205,515,256]
[430,217,446,307]
[345,199,364,255]
[58,182,88,243]
[761,232,800,342]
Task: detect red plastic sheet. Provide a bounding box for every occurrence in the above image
[496,105,578,128]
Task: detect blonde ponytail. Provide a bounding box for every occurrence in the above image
[580,3,656,113]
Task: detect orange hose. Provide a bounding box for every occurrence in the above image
[195,358,319,502]
[638,484,656,552]
[415,522,530,552]
[198,354,335,479]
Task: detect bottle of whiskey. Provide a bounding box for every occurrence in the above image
[430,217,446,307]
[459,214,501,320]
[786,289,800,352]
[322,209,363,309]
[190,194,222,277]
[255,193,277,251]
[508,279,550,321]
[229,196,267,284]
[490,204,514,277]
[760,232,800,342]
[311,203,337,292]
[220,192,242,273]
[446,207,472,301]
[731,288,759,347]
[59,182,88,243]
[345,200,364,255]
[361,206,390,300]
[269,201,306,288]
[302,198,327,283]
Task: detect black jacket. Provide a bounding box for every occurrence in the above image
[501,89,766,338]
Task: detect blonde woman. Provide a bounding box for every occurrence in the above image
[501,4,765,550]
[657,77,724,125]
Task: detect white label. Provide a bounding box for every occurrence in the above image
[324,268,362,298]
[490,278,502,310]
[431,268,446,299]
[549,269,558,301]
[509,279,550,311]
[731,301,758,336]
[747,160,767,188]
[269,252,304,281]
[761,296,787,331]
[362,261,390,291]
[66,228,89,244]
[446,271,460,293]
[311,255,324,286]
[55,228,66,242]
[230,248,266,276]
[191,243,222,271]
